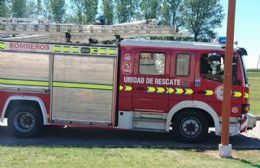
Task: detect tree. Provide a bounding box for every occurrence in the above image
[11,0,27,18]
[71,0,98,24]
[49,0,66,23]
[71,0,84,24]
[26,0,38,18]
[0,0,8,17]
[101,0,114,25]
[180,0,224,41]
[161,0,183,31]
[36,0,43,17]
[116,0,138,23]
[83,0,98,24]
[140,0,160,20]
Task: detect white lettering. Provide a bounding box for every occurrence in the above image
[124,77,145,84]
[123,77,181,86]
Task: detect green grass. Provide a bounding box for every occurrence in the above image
[248,72,260,115]
[0,147,259,168]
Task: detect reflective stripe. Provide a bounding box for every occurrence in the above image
[0,78,48,87]
[0,78,112,90]
[175,88,184,95]
[244,92,249,99]
[205,90,214,96]
[0,42,6,49]
[53,82,112,90]
[119,85,132,92]
[147,87,156,93]
[185,88,193,95]
[62,46,70,53]
[71,47,80,53]
[124,85,132,91]
[108,48,117,55]
[99,48,106,55]
[157,87,165,93]
[145,87,193,95]
[53,45,61,53]
[0,41,117,56]
[90,48,98,54]
[233,91,242,98]
[166,88,174,94]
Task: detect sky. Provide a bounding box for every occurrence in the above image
[217,0,260,69]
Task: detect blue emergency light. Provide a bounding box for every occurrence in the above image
[211,36,227,44]
[217,36,227,44]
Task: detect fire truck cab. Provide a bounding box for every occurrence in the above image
[0,39,256,142]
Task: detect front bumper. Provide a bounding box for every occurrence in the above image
[247,113,257,130]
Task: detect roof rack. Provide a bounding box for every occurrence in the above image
[0,17,190,43]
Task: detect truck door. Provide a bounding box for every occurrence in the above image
[169,51,195,107]
[194,52,244,118]
[131,48,170,113]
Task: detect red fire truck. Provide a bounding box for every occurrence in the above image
[0,38,256,142]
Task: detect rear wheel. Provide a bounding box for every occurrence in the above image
[172,110,208,142]
[8,106,43,138]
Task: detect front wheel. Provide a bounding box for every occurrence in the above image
[172,110,208,143]
[8,106,43,138]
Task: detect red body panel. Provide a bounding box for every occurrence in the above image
[0,90,50,117]
[119,45,247,119]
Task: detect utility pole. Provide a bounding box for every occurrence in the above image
[219,0,236,158]
[257,54,260,70]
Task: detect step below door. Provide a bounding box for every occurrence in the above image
[51,54,116,125]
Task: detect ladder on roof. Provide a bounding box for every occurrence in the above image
[0,17,189,42]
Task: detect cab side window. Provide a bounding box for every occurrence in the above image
[175,53,190,76]
[200,53,224,82]
[139,52,165,75]
[200,53,240,84]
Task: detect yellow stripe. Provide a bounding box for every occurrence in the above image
[157,87,165,93]
[108,48,117,55]
[53,46,61,53]
[185,89,194,95]
[0,78,48,87]
[0,78,112,90]
[147,87,156,93]
[233,91,242,98]
[166,88,174,94]
[71,47,80,53]
[244,92,249,99]
[62,46,70,53]
[0,42,6,49]
[175,88,184,95]
[53,82,112,90]
[90,48,98,54]
[124,85,132,91]
[99,48,106,55]
[205,90,214,96]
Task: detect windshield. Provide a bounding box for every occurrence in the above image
[241,56,248,85]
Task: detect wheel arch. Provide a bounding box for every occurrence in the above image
[166,101,220,135]
[1,96,48,125]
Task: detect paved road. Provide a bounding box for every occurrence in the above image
[0,122,260,149]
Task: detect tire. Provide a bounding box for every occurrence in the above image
[8,105,43,138]
[172,110,208,143]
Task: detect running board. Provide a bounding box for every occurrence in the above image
[118,111,167,131]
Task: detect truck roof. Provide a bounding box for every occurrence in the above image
[121,39,225,51]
